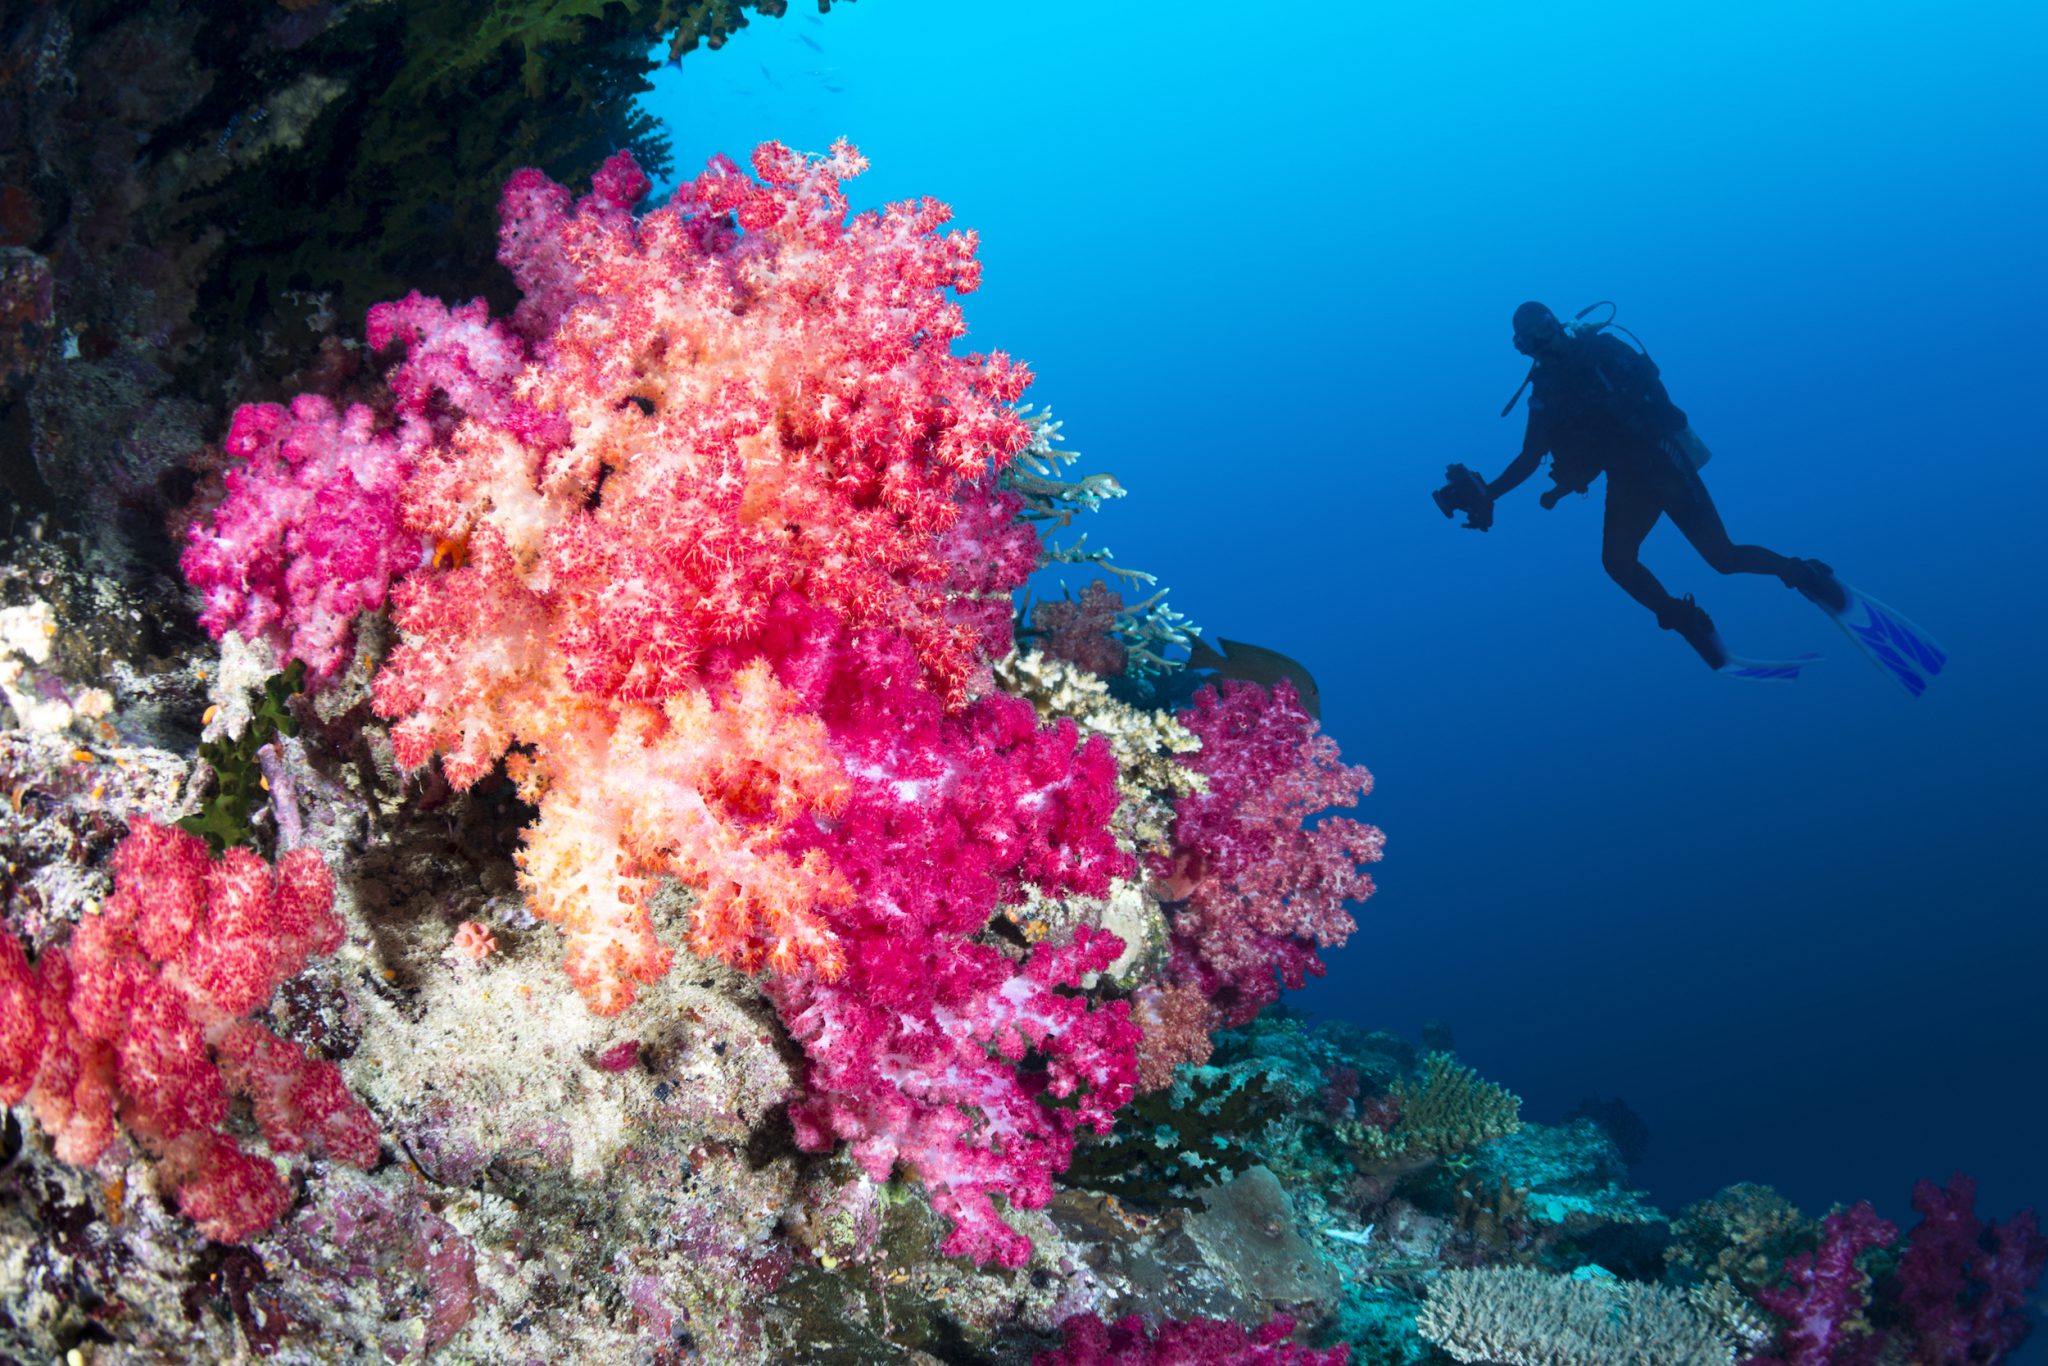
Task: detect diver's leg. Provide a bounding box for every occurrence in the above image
[1661,463,1845,608]
[1608,469,1725,667]
[1600,473,1672,615]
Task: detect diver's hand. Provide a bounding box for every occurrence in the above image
[1539,488,1564,511]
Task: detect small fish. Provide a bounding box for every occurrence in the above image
[799,34,825,53]
[1184,635,1322,719]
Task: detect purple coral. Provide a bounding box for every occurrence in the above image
[1037,1313,1349,1365]
[1747,1201,1897,1366]
[1896,1174,2048,1365]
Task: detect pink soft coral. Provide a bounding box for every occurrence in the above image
[181,395,429,683]
[1156,679,1382,1027]
[756,605,1137,1266]
[1031,581,1130,678]
[0,820,378,1241]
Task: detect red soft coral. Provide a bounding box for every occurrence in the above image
[1155,680,1382,1027]
[0,820,377,1242]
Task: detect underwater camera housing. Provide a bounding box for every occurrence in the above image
[1433,463,1494,531]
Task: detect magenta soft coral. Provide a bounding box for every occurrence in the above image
[1156,679,1383,1027]
[1038,1313,1349,1366]
[181,394,428,683]
[756,606,1138,1267]
[0,820,378,1242]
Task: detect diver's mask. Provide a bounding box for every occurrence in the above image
[1511,310,1564,357]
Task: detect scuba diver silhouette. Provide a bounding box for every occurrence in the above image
[1434,302,1947,693]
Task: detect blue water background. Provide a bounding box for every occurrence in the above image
[643,0,2047,1271]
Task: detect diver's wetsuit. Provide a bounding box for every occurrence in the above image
[1488,328,1817,634]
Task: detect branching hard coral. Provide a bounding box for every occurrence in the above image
[1668,1183,1818,1291]
[1037,1312,1349,1365]
[1156,679,1381,1028]
[1342,1052,1522,1163]
[1417,1267,1737,1366]
[0,820,378,1241]
[1004,408,1198,679]
[1063,1069,1280,1211]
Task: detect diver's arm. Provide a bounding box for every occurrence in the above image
[1486,411,1549,500]
[1485,447,1542,501]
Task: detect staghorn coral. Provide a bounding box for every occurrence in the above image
[0,819,377,1242]
[1004,407,1199,680]
[1417,1267,1737,1366]
[1342,1053,1522,1163]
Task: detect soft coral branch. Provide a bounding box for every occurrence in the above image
[1156,679,1382,1028]
[0,820,377,1242]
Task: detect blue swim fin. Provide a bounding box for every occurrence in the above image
[1806,578,1947,697]
[1717,652,1823,683]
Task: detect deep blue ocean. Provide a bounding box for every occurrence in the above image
[644,0,2045,1310]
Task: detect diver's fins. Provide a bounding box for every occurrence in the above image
[1666,599,1819,680]
[1717,652,1823,683]
[1801,575,1947,697]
